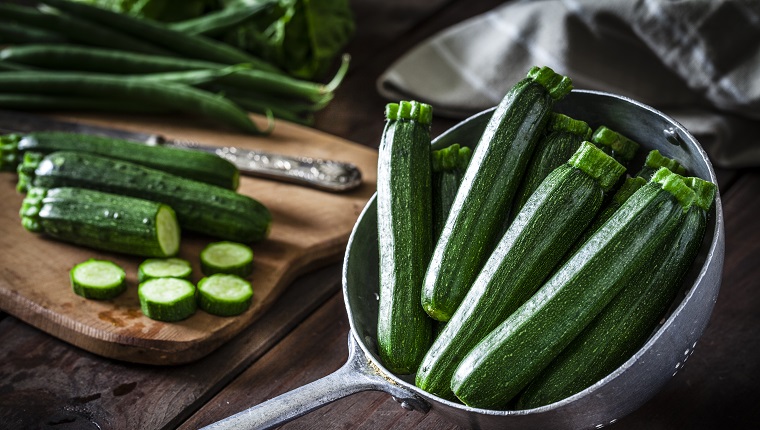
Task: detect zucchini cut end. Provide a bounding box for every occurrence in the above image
[652,167,697,210]
[591,126,640,162]
[70,259,127,300]
[547,113,592,139]
[197,274,253,317]
[156,205,181,257]
[527,66,573,100]
[138,278,197,322]
[200,241,254,277]
[683,176,717,211]
[385,100,433,125]
[568,142,626,192]
[138,257,192,282]
[645,149,687,176]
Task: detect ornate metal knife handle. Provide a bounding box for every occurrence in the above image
[216,146,362,192]
[162,139,363,192]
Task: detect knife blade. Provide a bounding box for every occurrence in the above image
[0,110,363,192]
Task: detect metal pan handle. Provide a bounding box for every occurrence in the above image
[201,334,429,429]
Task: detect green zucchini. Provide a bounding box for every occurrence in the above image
[590,126,640,165]
[20,187,180,257]
[422,66,573,322]
[200,241,254,278]
[197,273,254,317]
[376,100,435,374]
[635,149,687,180]
[138,277,197,322]
[516,175,715,409]
[20,151,271,243]
[415,142,625,399]
[138,257,193,282]
[70,259,127,300]
[431,143,472,241]
[0,131,239,189]
[511,113,592,215]
[451,168,696,409]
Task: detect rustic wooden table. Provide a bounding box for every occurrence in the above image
[1,1,759,429]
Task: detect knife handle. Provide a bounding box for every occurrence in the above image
[214,147,363,192]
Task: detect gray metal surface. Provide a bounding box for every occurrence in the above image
[202,90,725,429]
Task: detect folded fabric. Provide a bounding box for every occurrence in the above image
[378,0,760,168]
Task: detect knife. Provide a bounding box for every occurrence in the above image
[0,110,363,192]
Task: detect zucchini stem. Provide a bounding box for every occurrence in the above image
[591,126,640,163]
[651,167,697,210]
[568,142,626,192]
[527,65,573,101]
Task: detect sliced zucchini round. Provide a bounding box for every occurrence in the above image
[197,274,253,317]
[138,257,193,282]
[138,277,197,322]
[199,241,254,277]
[70,259,126,300]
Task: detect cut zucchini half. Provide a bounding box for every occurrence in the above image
[200,241,254,277]
[197,274,253,317]
[156,205,181,257]
[138,257,193,282]
[70,259,127,300]
[138,277,197,322]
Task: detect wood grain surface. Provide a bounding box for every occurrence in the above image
[2,0,759,429]
[0,112,377,365]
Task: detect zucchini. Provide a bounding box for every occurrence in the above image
[511,113,592,215]
[197,273,254,317]
[590,126,640,165]
[20,186,180,257]
[70,259,127,300]
[376,100,435,374]
[516,175,715,408]
[138,257,193,282]
[0,131,240,189]
[431,143,472,241]
[422,66,573,322]
[20,151,271,243]
[451,168,697,409]
[138,277,197,322]
[200,241,254,278]
[635,149,687,180]
[415,142,625,399]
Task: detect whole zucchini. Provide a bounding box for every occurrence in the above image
[451,168,697,409]
[516,175,716,409]
[376,101,435,374]
[511,113,592,215]
[21,151,271,243]
[422,66,573,322]
[431,143,472,241]
[20,187,180,257]
[0,131,239,189]
[415,142,625,399]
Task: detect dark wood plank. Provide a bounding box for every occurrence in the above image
[0,264,341,430]
[178,292,460,430]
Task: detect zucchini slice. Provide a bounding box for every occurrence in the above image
[138,277,197,322]
[199,241,254,278]
[70,259,126,300]
[197,274,253,317]
[138,257,193,282]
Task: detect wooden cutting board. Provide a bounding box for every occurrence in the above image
[0,112,378,365]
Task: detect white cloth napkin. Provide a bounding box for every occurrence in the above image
[377,0,760,168]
